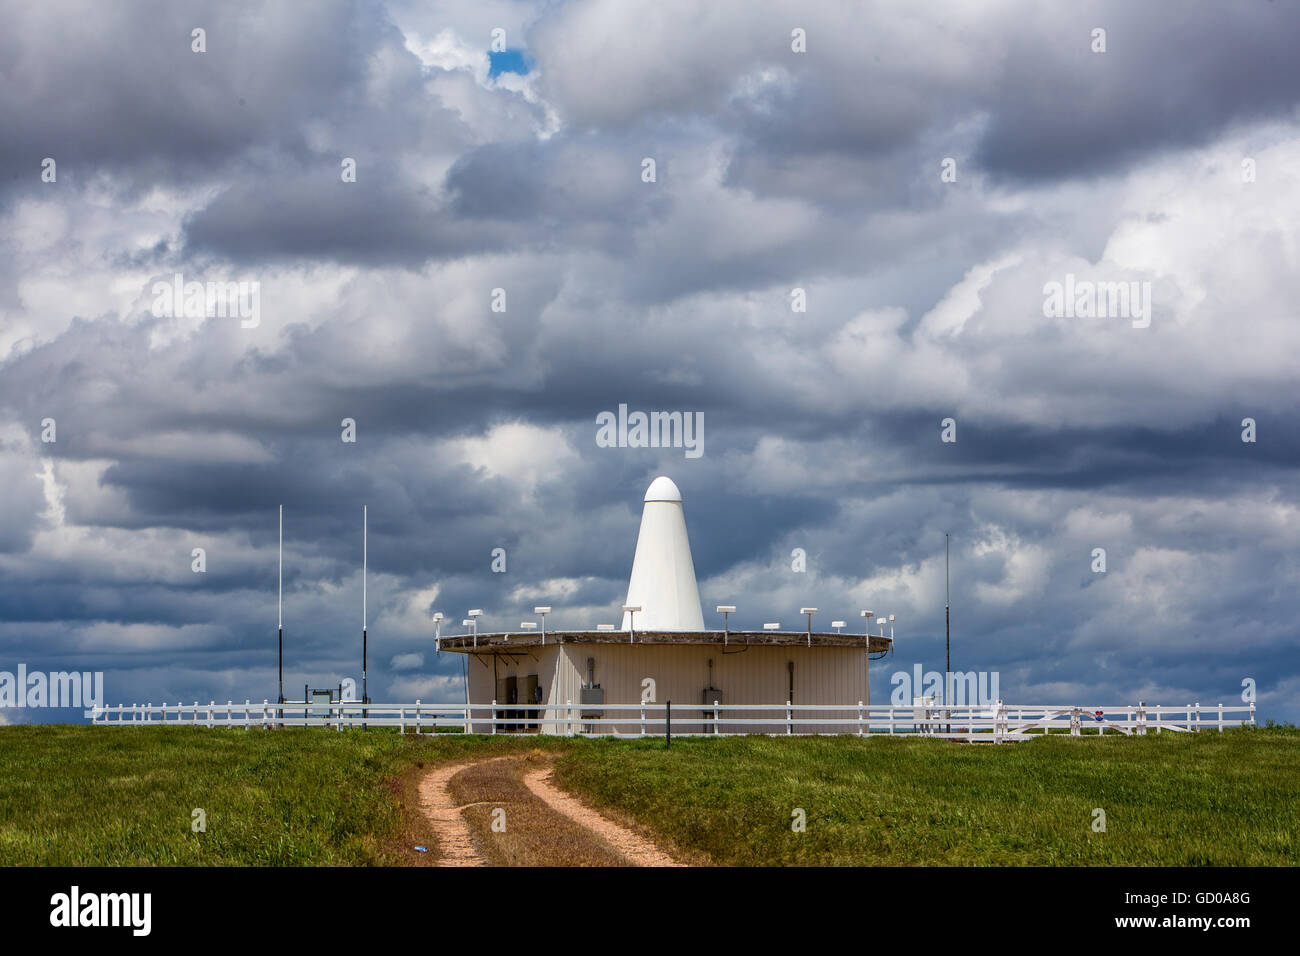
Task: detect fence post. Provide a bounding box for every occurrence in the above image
[1070,707,1081,737]
[1249,700,1256,726]
[666,700,671,747]
[640,701,645,738]
[566,700,572,737]
[786,700,792,735]
[226,700,232,727]
[1155,705,1161,733]
[1194,701,1200,732]
[491,700,496,736]
[146,702,152,723]
[415,700,422,735]
[713,699,720,736]
[1136,701,1146,736]
[857,701,864,736]
[262,699,269,729]
[244,700,251,731]
[889,707,895,735]
[1218,702,1223,732]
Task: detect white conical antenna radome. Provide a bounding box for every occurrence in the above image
[622,476,705,631]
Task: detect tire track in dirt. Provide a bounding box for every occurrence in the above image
[417,761,488,866]
[522,766,684,867]
[419,756,684,867]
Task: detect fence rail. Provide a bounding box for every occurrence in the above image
[85,699,1256,742]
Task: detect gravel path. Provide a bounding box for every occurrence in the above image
[521,766,684,867]
[417,761,487,866]
[419,756,684,867]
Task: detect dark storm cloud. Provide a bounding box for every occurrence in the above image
[978,2,1300,180]
[0,0,403,198]
[1,0,1297,725]
[183,169,506,266]
[445,139,662,226]
[531,1,1300,195]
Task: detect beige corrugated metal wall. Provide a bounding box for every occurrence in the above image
[464,646,561,733]
[464,642,870,734]
[551,643,869,735]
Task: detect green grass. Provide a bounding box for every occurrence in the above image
[0,726,555,866]
[1,725,1295,866]
[550,728,1300,866]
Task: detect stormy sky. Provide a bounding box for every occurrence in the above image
[1,0,1297,723]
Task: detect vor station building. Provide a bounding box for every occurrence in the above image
[439,476,892,733]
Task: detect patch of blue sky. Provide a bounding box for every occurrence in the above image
[488,48,531,78]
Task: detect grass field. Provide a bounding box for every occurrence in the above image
[0,726,556,866]
[551,729,1300,866]
[0,725,1295,866]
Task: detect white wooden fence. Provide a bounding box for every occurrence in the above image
[85,699,1256,742]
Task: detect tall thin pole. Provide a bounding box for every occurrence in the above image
[362,505,368,717]
[945,532,951,734]
[278,505,283,706]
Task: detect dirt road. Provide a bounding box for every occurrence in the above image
[418,755,683,866]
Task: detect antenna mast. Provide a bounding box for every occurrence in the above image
[362,505,368,714]
[278,505,284,706]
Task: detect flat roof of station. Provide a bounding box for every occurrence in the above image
[440,629,892,654]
